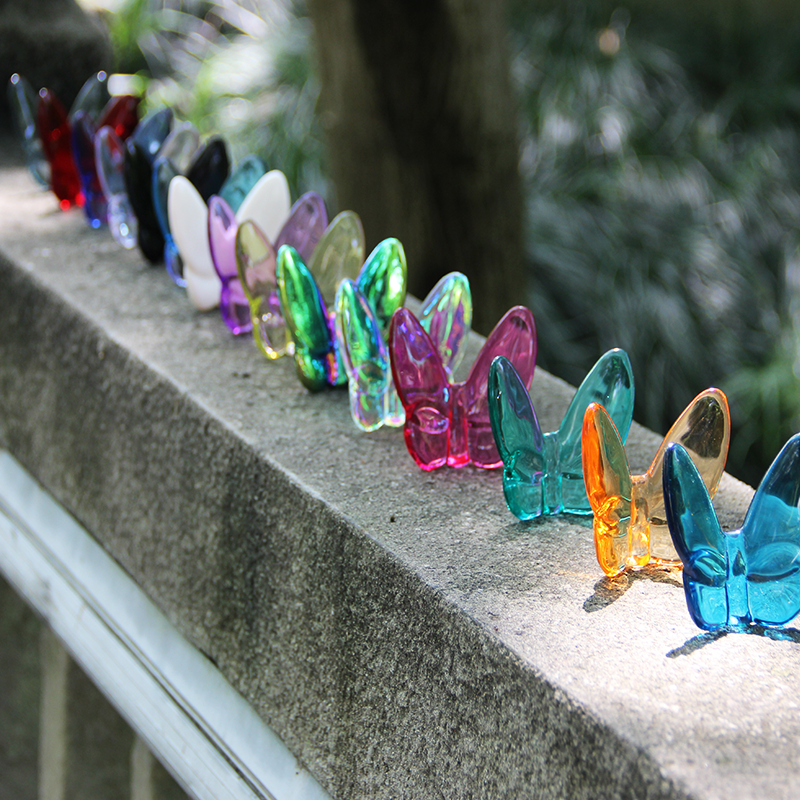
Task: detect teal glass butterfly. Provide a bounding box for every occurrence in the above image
[488,349,634,519]
[663,435,800,630]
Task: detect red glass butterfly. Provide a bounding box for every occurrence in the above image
[389,305,537,470]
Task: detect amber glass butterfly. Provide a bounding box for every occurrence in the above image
[582,388,730,577]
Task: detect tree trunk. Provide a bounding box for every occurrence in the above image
[308,0,525,333]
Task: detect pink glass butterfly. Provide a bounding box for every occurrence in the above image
[389,305,537,470]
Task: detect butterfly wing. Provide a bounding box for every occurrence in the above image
[129,108,173,161]
[169,175,220,310]
[418,272,472,380]
[124,140,165,262]
[274,192,328,264]
[742,434,800,626]
[644,388,730,563]
[7,74,50,186]
[308,211,366,306]
[151,155,186,283]
[37,88,82,207]
[460,306,536,468]
[355,239,408,338]
[488,356,545,518]
[555,349,635,514]
[68,72,110,122]
[278,245,338,391]
[71,111,106,227]
[663,443,730,629]
[219,155,267,212]
[235,221,289,359]
[390,309,451,469]
[157,122,201,174]
[95,127,137,249]
[335,280,402,431]
[582,403,634,577]
[185,137,230,203]
[236,170,292,243]
[95,94,140,142]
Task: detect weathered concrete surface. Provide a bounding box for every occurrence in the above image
[0,166,796,800]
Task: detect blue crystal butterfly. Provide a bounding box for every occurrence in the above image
[663,435,800,630]
[488,349,634,519]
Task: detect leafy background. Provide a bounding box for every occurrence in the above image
[94,0,800,486]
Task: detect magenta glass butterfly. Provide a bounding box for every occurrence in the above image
[389,305,537,470]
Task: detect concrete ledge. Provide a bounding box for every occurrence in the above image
[0,167,794,800]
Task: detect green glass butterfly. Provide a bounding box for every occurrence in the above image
[277,237,407,391]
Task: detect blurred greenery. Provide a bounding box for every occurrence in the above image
[105,0,800,485]
[508,2,800,485]
[104,0,326,200]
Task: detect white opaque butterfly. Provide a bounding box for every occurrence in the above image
[168,169,291,311]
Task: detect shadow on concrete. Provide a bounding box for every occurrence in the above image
[583,565,683,613]
[499,513,592,541]
[666,624,800,658]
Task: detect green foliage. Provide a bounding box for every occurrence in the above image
[105,0,800,484]
[106,0,326,200]
[105,0,155,74]
[510,5,800,484]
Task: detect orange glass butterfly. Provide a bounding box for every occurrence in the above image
[582,388,731,577]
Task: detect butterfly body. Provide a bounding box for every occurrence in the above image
[490,349,634,519]
[583,388,731,577]
[664,437,800,630]
[391,306,536,470]
[501,429,584,518]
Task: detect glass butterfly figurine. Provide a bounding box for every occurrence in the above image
[10,71,110,201]
[151,121,203,284]
[122,108,176,262]
[7,73,49,187]
[71,95,140,228]
[488,349,634,520]
[390,305,537,470]
[278,237,407,391]
[167,150,287,312]
[582,388,730,578]
[162,142,255,290]
[663,435,800,631]
[237,210,366,362]
[335,271,472,432]
[209,184,327,333]
[8,71,139,219]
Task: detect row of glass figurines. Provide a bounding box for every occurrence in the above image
[9,72,800,637]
